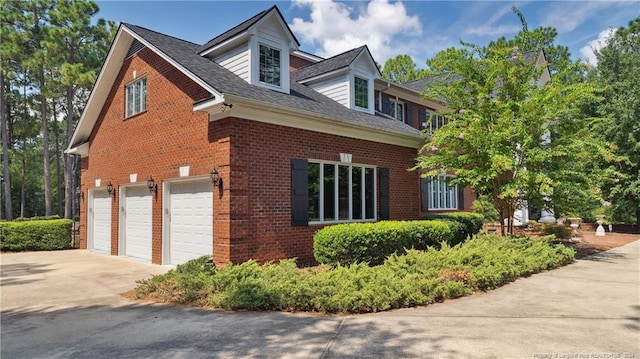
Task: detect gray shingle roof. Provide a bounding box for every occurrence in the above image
[402,73,462,92]
[197,6,300,55]
[124,24,420,139]
[291,46,365,82]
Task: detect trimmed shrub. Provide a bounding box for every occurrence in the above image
[421,212,484,242]
[313,220,459,266]
[543,224,573,239]
[14,215,61,222]
[0,219,73,251]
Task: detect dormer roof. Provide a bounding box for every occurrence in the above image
[197,5,300,56]
[292,45,381,83]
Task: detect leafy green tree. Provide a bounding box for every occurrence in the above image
[595,17,640,225]
[47,0,115,218]
[382,54,428,83]
[415,43,617,235]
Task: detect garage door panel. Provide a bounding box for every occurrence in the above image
[124,186,152,262]
[91,190,111,253]
[169,181,213,265]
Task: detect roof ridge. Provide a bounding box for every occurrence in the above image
[293,46,365,73]
[123,23,200,47]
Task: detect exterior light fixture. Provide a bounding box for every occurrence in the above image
[76,187,84,201]
[210,168,220,187]
[147,176,158,194]
[106,181,115,198]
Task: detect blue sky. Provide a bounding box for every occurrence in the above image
[95,0,639,66]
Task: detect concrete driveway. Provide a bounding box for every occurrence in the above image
[2,242,639,358]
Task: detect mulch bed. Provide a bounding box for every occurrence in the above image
[556,231,640,259]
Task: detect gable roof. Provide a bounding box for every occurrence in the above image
[67,21,421,154]
[197,5,300,55]
[292,45,381,82]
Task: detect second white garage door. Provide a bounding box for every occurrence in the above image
[168,180,213,265]
[123,186,152,262]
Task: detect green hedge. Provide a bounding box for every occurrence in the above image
[313,220,464,266]
[0,219,73,251]
[421,212,484,242]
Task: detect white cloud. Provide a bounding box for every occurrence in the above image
[289,0,422,63]
[463,3,522,37]
[580,28,617,65]
[542,2,618,32]
[466,24,522,37]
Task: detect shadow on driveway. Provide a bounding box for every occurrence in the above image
[1,303,458,358]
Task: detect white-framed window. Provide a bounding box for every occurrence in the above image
[125,77,147,118]
[308,161,376,223]
[259,44,281,86]
[427,175,458,210]
[354,76,369,109]
[390,99,404,121]
[428,112,450,132]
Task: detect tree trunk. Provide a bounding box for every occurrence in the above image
[1,71,13,220]
[40,72,52,217]
[64,85,74,219]
[53,101,62,217]
[20,152,26,218]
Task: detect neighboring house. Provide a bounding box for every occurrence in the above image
[67,5,474,266]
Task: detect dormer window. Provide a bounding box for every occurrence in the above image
[354,76,369,109]
[259,44,281,86]
[390,99,404,121]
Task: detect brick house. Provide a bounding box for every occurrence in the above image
[67,5,474,266]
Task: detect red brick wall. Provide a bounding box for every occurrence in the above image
[81,46,429,266]
[289,54,314,71]
[210,118,422,265]
[80,47,215,264]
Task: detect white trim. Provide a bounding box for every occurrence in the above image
[202,94,422,149]
[292,50,323,63]
[296,67,350,84]
[67,25,221,155]
[198,32,253,57]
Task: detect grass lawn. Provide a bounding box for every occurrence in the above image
[131,234,575,314]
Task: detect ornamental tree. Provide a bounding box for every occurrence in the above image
[414,43,617,235]
[595,17,640,225]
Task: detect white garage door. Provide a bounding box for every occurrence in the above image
[168,180,213,265]
[90,190,111,253]
[124,186,152,262]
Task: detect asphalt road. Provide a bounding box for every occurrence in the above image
[1,240,639,358]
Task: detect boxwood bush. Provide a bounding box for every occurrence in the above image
[313,220,464,266]
[0,219,73,251]
[422,212,484,242]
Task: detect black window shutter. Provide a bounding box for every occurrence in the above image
[405,104,414,127]
[291,159,309,226]
[420,178,429,211]
[379,168,390,220]
[418,108,427,130]
[457,186,465,210]
[381,95,391,115]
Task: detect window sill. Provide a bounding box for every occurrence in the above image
[124,110,147,121]
[309,218,377,226]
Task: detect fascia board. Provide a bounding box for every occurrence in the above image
[205,94,422,149]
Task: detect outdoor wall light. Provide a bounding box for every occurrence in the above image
[106,181,115,198]
[147,176,158,194]
[76,187,84,201]
[210,168,220,187]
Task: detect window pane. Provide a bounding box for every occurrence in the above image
[352,167,362,220]
[141,78,147,112]
[323,164,335,221]
[259,45,281,86]
[126,85,133,117]
[308,163,320,222]
[134,81,141,114]
[365,168,375,219]
[338,165,349,220]
[354,77,368,108]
